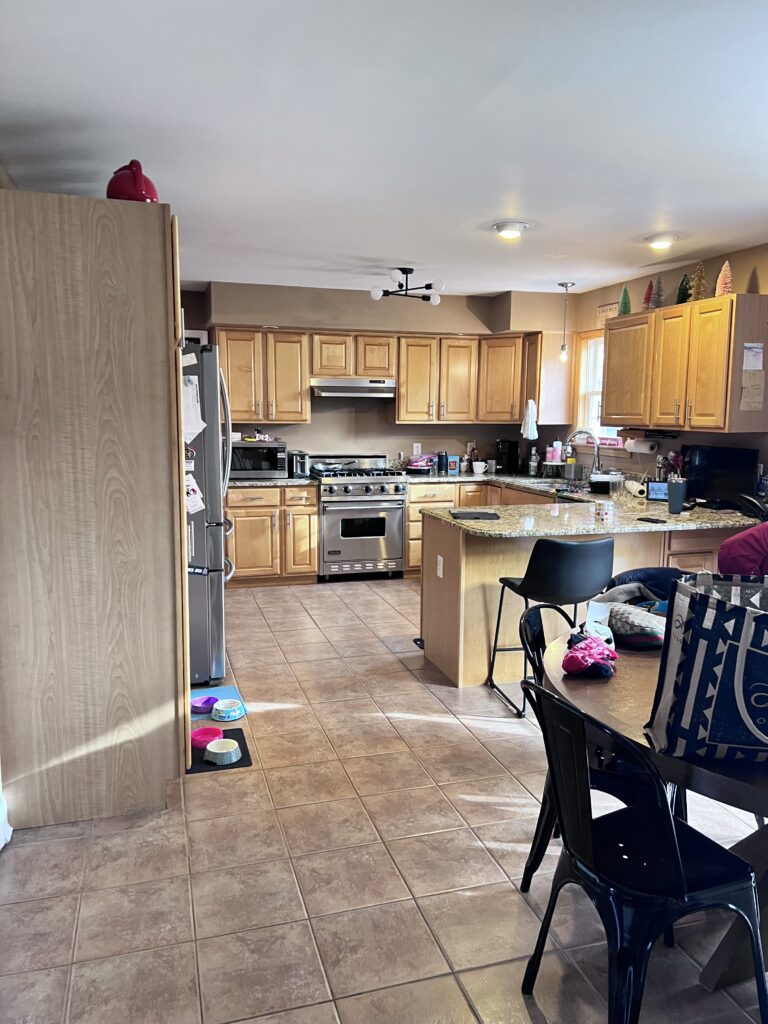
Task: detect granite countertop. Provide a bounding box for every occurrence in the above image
[421,501,752,538]
[227,479,318,488]
[412,473,566,492]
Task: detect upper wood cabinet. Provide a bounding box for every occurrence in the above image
[218,329,265,421]
[520,332,572,425]
[687,297,731,429]
[601,314,654,427]
[311,334,354,376]
[397,336,438,421]
[650,305,690,428]
[438,336,478,422]
[356,335,397,377]
[477,335,522,422]
[266,331,310,423]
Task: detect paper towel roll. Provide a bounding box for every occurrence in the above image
[624,479,647,498]
[624,438,659,455]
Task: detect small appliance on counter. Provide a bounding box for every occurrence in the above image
[288,450,310,478]
[406,453,435,475]
[496,438,520,475]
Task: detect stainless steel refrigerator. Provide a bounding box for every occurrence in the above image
[182,330,233,684]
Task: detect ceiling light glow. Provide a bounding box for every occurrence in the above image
[645,233,678,251]
[493,221,530,240]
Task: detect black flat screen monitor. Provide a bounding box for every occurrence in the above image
[682,444,758,500]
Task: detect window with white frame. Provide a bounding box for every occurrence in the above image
[575,332,620,441]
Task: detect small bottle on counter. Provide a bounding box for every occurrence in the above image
[553,437,562,461]
[528,446,540,477]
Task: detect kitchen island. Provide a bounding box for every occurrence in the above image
[420,500,751,687]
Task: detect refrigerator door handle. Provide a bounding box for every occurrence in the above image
[224,557,235,582]
[224,516,234,537]
[220,369,233,496]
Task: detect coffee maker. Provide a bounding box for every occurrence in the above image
[495,439,520,475]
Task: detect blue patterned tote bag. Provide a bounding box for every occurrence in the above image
[646,573,768,762]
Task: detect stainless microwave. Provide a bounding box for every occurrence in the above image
[230,440,288,479]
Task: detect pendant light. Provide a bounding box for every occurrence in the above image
[558,281,575,362]
[370,267,446,304]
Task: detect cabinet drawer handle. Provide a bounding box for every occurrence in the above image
[673,398,680,424]
[686,399,692,425]
[269,400,275,419]
[273,511,278,529]
[440,402,445,417]
[428,401,434,417]
[286,510,292,526]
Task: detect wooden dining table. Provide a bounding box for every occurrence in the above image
[543,634,768,992]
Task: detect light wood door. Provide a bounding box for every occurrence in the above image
[283,508,318,574]
[458,484,486,506]
[356,335,396,377]
[650,306,690,428]
[477,336,522,421]
[218,329,264,421]
[230,509,281,577]
[438,337,478,421]
[687,297,732,429]
[312,334,354,376]
[521,333,542,408]
[601,314,654,426]
[397,336,438,421]
[266,331,310,422]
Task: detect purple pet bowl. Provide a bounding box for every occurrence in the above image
[191,695,219,714]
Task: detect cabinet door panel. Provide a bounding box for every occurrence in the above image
[439,337,478,421]
[666,550,717,573]
[397,337,438,421]
[266,331,310,422]
[601,315,653,426]
[356,336,396,377]
[477,336,522,422]
[458,484,485,507]
[283,509,318,575]
[650,306,690,428]
[230,510,280,577]
[688,297,732,429]
[219,330,264,421]
[312,334,353,376]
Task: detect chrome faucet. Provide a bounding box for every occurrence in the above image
[565,428,603,477]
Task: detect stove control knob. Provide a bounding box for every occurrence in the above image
[344,485,353,494]
[364,484,373,494]
[379,484,388,493]
[393,483,404,493]
[327,485,337,495]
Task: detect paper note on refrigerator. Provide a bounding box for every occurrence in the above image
[185,474,206,515]
[182,375,206,443]
[744,343,764,371]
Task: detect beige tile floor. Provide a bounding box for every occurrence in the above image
[0,578,762,1023]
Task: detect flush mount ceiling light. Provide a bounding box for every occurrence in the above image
[558,281,575,363]
[493,221,530,240]
[645,232,679,251]
[370,267,446,304]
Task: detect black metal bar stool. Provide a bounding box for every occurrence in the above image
[486,536,614,716]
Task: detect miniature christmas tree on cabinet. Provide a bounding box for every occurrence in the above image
[675,273,692,304]
[642,279,654,311]
[618,285,631,316]
[715,259,733,297]
[649,275,663,309]
[690,261,707,301]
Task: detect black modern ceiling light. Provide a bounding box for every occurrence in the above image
[370,268,446,304]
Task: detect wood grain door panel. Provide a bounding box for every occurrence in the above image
[439,336,478,421]
[650,306,690,428]
[356,335,396,377]
[266,331,310,422]
[230,509,281,576]
[312,334,353,376]
[688,297,732,429]
[397,336,438,421]
[284,508,318,575]
[601,315,653,426]
[477,336,522,422]
[219,329,264,421]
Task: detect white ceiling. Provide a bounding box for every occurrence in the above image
[3,0,768,295]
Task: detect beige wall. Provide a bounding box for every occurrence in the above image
[576,241,768,331]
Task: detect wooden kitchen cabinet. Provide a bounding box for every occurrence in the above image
[477,335,523,422]
[687,297,731,429]
[283,508,319,575]
[397,336,438,422]
[650,305,690,428]
[501,487,552,506]
[458,483,486,506]
[218,329,265,421]
[356,335,397,377]
[229,509,281,577]
[438,336,478,421]
[312,333,354,376]
[521,332,572,425]
[602,313,654,427]
[266,331,310,422]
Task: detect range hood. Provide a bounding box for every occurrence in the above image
[310,377,396,399]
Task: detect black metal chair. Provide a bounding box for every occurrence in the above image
[521,681,768,1024]
[486,536,614,716]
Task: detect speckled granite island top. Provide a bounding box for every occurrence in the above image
[227,479,318,488]
[421,501,753,538]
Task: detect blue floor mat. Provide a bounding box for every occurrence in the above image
[190,683,245,717]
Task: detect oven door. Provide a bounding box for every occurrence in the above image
[321,501,404,571]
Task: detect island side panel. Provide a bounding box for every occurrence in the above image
[421,517,466,683]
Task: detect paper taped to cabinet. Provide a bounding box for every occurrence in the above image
[740,369,765,412]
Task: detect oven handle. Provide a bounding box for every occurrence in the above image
[323,502,404,512]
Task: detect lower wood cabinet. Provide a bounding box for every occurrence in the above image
[229,508,282,577]
[283,508,319,575]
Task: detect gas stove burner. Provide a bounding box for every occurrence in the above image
[310,467,406,480]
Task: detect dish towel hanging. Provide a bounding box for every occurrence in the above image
[521,399,538,440]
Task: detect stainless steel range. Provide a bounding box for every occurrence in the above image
[311,454,408,577]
